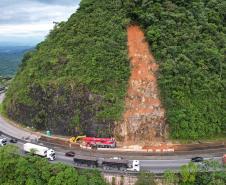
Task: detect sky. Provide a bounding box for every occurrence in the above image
[0,0,80,46]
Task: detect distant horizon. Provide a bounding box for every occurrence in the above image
[0,42,36,47]
[0,43,35,47]
[0,0,80,46]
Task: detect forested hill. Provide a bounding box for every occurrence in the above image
[0,46,32,76]
[3,0,129,137]
[4,0,226,140]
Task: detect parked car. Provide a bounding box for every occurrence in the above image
[191,157,204,163]
[9,138,18,143]
[65,151,75,157]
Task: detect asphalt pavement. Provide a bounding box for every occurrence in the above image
[0,93,224,173]
[0,93,39,141]
[0,134,222,173]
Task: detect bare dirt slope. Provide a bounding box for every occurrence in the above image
[116,25,166,146]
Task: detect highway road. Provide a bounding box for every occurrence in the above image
[0,93,39,141]
[0,93,224,173]
[0,134,222,173]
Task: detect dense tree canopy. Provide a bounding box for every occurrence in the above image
[3,0,226,139]
[0,145,107,185]
[163,160,226,185]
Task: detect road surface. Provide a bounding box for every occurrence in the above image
[0,93,39,141]
[0,132,223,173]
[0,93,224,173]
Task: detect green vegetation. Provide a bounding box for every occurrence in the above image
[0,46,31,76]
[163,161,226,185]
[0,145,107,185]
[125,0,226,139]
[135,161,226,185]
[135,172,157,185]
[4,0,226,139]
[3,0,130,137]
[0,103,4,115]
[0,76,11,87]
[1,145,225,185]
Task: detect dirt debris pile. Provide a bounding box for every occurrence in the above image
[116,26,166,145]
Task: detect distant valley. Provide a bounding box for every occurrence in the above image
[0,46,33,76]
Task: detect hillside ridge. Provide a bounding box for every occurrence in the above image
[3,0,226,141]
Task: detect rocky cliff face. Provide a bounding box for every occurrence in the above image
[6,82,114,137]
[116,26,166,145]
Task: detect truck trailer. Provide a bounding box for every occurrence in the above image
[23,143,56,161]
[73,155,140,172]
[82,137,116,148]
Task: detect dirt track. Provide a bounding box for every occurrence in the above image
[117,26,166,145]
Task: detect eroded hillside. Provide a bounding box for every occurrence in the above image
[116,26,166,145]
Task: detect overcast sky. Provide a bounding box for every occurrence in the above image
[0,0,80,46]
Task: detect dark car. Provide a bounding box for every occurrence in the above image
[191,157,204,163]
[9,138,18,143]
[65,151,75,157]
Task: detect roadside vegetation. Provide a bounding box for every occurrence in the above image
[3,0,226,139]
[0,76,11,87]
[136,161,226,185]
[0,145,107,185]
[163,161,226,185]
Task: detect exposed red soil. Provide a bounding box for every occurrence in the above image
[116,25,166,146]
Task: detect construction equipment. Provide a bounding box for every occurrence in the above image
[69,135,86,143]
[69,135,116,148]
[82,137,116,148]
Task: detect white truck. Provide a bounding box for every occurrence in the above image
[23,143,56,161]
[0,138,7,146]
[127,160,140,172]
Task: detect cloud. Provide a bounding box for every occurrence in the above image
[0,0,79,45]
[0,24,52,37]
[35,0,80,5]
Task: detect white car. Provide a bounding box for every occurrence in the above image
[0,138,7,146]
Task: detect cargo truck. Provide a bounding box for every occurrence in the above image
[70,136,116,148]
[23,143,56,161]
[73,155,140,171]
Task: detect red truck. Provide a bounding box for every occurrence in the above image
[82,137,116,148]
